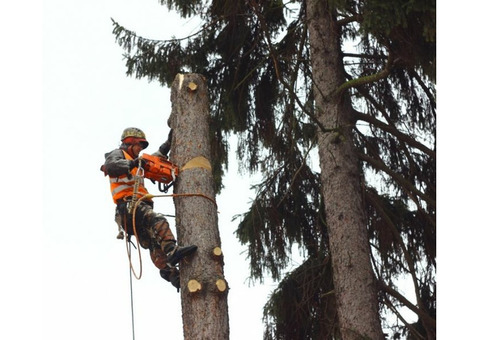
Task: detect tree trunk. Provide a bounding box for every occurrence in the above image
[306,1,384,339]
[169,73,230,340]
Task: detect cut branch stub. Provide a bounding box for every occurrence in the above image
[187,279,202,293]
[215,279,227,293]
[187,82,198,92]
[212,246,223,258]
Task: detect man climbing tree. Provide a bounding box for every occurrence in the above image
[101,127,197,290]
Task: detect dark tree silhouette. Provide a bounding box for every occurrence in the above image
[112,0,435,338]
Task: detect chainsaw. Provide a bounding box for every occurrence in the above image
[139,153,179,193]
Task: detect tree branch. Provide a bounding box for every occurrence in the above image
[343,52,388,60]
[111,17,219,45]
[336,14,362,26]
[377,279,436,330]
[382,294,426,339]
[409,69,437,117]
[353,110,435,159]
[358,152,436,209]
[333,52,393,98]
[366,190,425,318]
[275,143,315,209]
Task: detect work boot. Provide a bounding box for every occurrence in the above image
[160,267,180,292]
[166,244,198,268]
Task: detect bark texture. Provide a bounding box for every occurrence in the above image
[169,73,229,340]
[306,1,384,339]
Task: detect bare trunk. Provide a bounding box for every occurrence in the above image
[306,1,384,339]
[169,73,229,340]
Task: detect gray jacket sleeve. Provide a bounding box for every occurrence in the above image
[103,149,133,177]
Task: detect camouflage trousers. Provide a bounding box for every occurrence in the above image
[115,200,175,269]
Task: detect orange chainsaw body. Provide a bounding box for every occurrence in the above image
[140,153,179,184]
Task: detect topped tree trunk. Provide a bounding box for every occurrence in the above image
[168,73,229,340]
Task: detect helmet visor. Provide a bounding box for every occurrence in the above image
[123,136,149,149]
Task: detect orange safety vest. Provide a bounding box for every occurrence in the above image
[109,150,149,203]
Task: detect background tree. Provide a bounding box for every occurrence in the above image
[112,0,435,338]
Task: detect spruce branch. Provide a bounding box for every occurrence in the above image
[377,279,436,330]
[111,17,219,45]
[353,109,435,159]
[333,51,394,98]
[366,190,424,319]
[357,152,435,209]
[275,142,315,209]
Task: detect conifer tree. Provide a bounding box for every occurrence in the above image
[112,0,436,338]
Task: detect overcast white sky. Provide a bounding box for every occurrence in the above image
[2,1,479,339]
[3,1,284,339]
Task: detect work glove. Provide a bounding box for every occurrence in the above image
[129,158,145,170]
[151,150,168,159]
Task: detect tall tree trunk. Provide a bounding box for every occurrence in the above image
[169,73,230,340]
[306,1,384,339]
